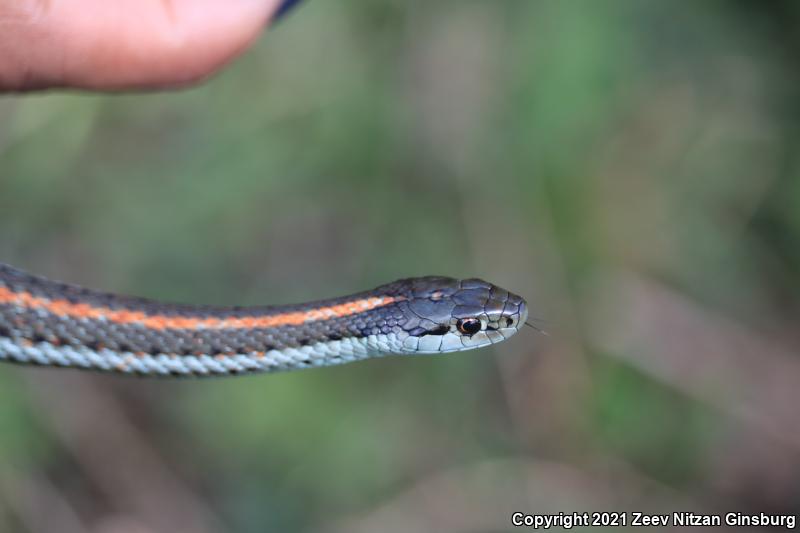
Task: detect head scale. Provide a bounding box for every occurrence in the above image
[380,276,528,354]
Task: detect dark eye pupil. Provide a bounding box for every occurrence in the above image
[457,319,481,335]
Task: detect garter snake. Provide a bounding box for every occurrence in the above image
[0,262,527,377]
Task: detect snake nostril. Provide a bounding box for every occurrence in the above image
[505,317,514,327]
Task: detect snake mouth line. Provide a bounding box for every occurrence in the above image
[0,287,401,331]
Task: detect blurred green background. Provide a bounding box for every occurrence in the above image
[2,1,800,532]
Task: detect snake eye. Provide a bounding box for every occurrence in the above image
[456,318,481,335]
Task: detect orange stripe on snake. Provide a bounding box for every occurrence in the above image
[0,287,399,330]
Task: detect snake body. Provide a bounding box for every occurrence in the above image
[0,263,527,377]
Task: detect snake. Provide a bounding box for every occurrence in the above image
[0,262,527,377]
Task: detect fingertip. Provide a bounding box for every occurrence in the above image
[1,0,286,91]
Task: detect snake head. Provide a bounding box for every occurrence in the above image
[382,276,528,354]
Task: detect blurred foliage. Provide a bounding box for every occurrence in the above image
[1,1,800,532]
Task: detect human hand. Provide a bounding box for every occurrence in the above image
[0,0,287,91]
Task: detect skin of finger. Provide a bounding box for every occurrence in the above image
[0,0,283,91]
